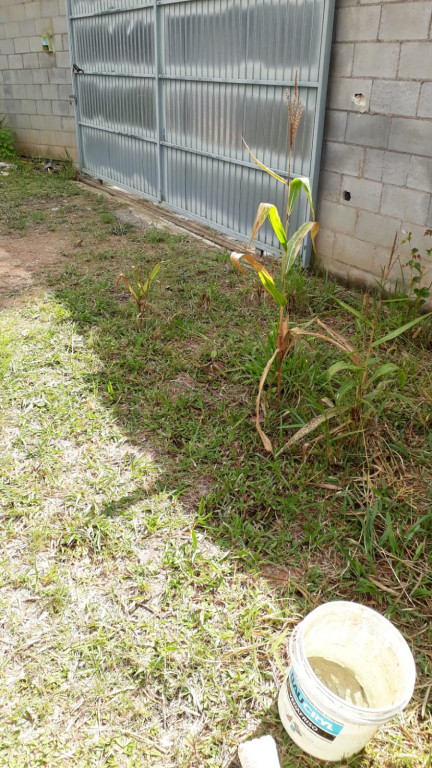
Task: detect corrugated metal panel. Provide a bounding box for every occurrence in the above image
[67,0,335,260]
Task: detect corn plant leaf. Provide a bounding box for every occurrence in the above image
[334,298,373,327]
[256,348,279,453]
[285,221,319,274]
[149,262,161,281]
[242,139,288,185]
[327,360,362,379]
[116,274,139,303]
[249,203,287,249]
[230,252,287,307]
[288,176,315,219]
[372,312,432,347]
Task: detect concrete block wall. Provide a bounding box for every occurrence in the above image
[0,0,77,161]
[317,0,432,292]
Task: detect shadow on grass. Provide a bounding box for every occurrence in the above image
[46,210,430,768]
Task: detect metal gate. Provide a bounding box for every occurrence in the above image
[66,0,335,260]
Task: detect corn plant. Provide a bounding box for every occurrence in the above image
[231,75,345,453]
[116,262,161,330]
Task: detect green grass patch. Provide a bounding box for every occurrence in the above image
[0,164,431,767]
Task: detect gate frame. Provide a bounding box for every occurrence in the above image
[66,0,336,265]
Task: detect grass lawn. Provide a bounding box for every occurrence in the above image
[0,162,431,767]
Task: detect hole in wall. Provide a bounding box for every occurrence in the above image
[352,93,367,113]
[343,190,351,201]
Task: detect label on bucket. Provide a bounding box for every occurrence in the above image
[288,667,343,741]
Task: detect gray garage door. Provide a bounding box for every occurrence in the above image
[66,0,335,259]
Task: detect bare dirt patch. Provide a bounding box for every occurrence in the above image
[0,232,72,308]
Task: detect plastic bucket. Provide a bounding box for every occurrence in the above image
[278,601,416,761]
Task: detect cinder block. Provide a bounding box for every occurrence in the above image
[318,171,342,203]
[61,117,76,132]
[389,118,431,157]
[370,80,420,117]
[48,67,72,84]
[16,69,33,84]
[32,69,50,84]
[55,51,70,68]
[399,43,432,79]
[36,100,54,115]
[41,0,60,16]
[381,185,430,225]
[23,52,39,68]
[324,141,363,176]
[356,211,401,247]
[30,114,62,131]
[341,176,382,213]
[62,34,69,51]
[324,109,347,142]
[26,83,42,99]
[336,6,381,42]
[37,52,56,68]
[319,199,358,235]
[330,44,354,77]
[53,34,64,51]
[35,18,54,34]
[2,70,17,85]
[58,83,73,100]
[381,152,410,186]
[418,83,432,118]
[52,99,74,116]
[7,84,26,99]
[17,114,32,129]
[30,114,45,130]
[353,43,400,78]
[41,84,59,99]
[4,98,21,113]
[407,156,432,193]
[364,149,384,181]
[16,20,37,36]
[24,2,42,20]
[5,113,18,127]
[0,39,15,55]
[379,2,431,41]
[29,35,45,53]
[9,5,26,21]
[346,113,390,149]
[4,21,20,38]
[328,77,372,112]
[52,16,68,34]
[8,54,24,69]
[21,99,37,114]
[334,233,376,272]
[14,37,31,54]
[0,55,7,69]
[315,228,335,260]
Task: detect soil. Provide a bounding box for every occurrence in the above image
[0,231,71,309]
